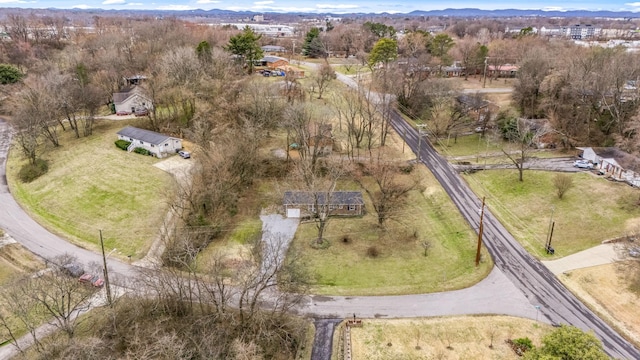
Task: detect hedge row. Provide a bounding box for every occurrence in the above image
[115,140,131,150]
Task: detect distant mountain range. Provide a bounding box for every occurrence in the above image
[406,8,640,18]
[5,7,640,19]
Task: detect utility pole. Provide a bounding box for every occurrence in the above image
[291,40,296,63]
[546,206,555,254]
[546,222,555,255]
[482,57,488,88]
[475,197,485,266]
[100,230,113,307]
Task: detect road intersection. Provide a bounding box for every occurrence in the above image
[0,83,638,359]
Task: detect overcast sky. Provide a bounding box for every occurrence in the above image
[3,0,640,13]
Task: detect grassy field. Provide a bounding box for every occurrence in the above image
[6,119,175,260]
[288,159,491,295]
[462,170,640,257]
[0,244,42,286]
[559,263,640,347]
[0,243,45,345]
[341,316,551,360]
[434,133,574,161]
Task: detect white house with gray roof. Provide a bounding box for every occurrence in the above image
[117,126,182,158]
[113,86,152,115]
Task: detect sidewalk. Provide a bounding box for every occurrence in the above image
[542,244,620,275]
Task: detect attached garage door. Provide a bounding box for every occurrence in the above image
[287,208,301,218]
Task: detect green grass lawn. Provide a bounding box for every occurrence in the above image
[433,133,573,160]
[6,119,175,260]
[463,170,640,258]
[288,167,492,296]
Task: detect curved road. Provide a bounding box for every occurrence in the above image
[1,95,639,360]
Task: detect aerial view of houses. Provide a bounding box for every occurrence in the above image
[2,2,640,359]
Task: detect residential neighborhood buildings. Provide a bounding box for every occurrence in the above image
[117,126,183,158]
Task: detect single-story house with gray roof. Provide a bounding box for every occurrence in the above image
[283,191,364,218]
[578,146,640,186]
[117,126,183,158]
[262,45,287,54]
[113,86,153,115]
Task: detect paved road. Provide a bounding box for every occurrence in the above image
[311,319,342,360]
[0,119,135,279]
[1,104,638,358]
[462,87,513,94]
[389,110,640,359]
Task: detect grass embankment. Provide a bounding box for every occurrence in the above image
[343,316,551,360]
[6,119,174,260]
[289,165,491,296]
[463,170,640,257]
[0,243,45,345]
[559,263,640,348]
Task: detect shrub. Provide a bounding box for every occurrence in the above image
[133,147,150,156]
[115,140,131,150]
[366,246,380,258]
[18,159,49,183]
[512,337,533,351]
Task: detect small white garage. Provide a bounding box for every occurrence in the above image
[286,208,301,218]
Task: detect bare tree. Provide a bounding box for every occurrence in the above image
[357,153,416,227]
[501,117,548,182]
[313,61,336,100]
[553,173,574,200]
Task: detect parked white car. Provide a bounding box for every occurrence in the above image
[574,160,594,169]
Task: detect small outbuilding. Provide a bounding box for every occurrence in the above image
[117,126,183,158]
[283,191,364,218]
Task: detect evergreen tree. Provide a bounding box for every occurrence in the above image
[302,28,326,58]
[225,26,263,74]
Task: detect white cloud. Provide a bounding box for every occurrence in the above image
[542,6,565,11]
[625,2,640,6]
[316,3,358,9]
[197,0,220,3]
[0,0,31,3]
[157,4,194,10]
[72,4,91,8]
[102,0,125,4]
[127,2,143,5]
[254,0,273,4]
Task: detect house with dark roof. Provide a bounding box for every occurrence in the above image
[113,86,153,115]
[283,191,364,218]
[257,56,289,69]
[117,126,183,158]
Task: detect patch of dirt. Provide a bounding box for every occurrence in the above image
[559,264,640,346]
[0,243,43,272]
[624,217,640,233]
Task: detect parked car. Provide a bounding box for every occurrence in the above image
[62,263,84,277]
[79,273,104,287]
[474,126,486,133]
[574,160,594,169]
[629,247,640,258]
[178,150,191,159]
[115,110,130,116]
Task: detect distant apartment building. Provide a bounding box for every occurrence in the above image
[219,23,294,37]
[563,24,601,39]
